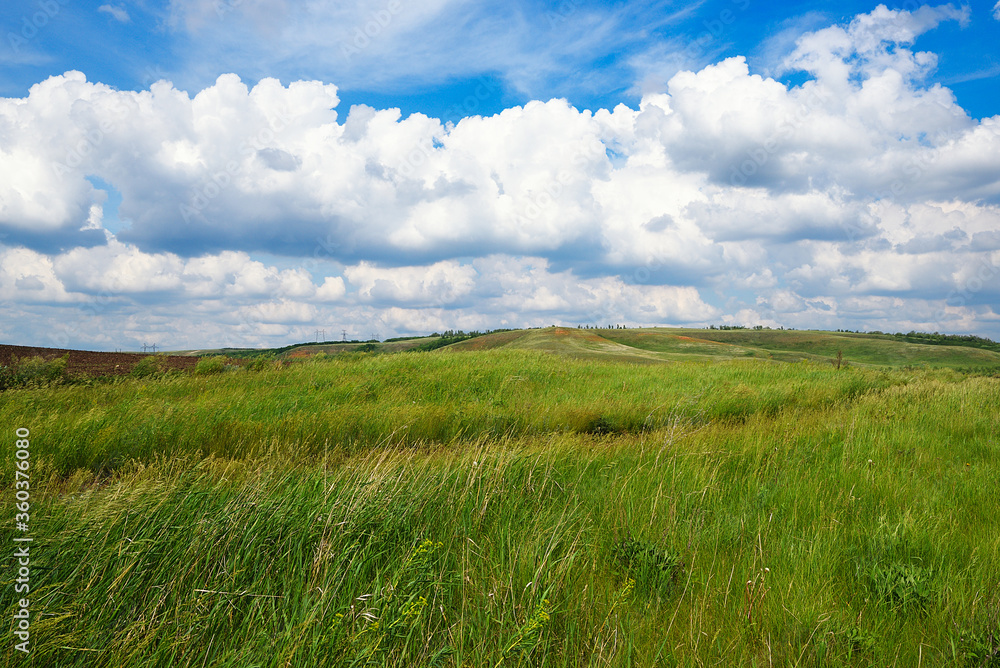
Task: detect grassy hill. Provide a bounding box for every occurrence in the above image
[442,326,1000,370]
[176,337,439,358]
[174,326,1000,371]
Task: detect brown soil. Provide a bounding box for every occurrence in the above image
[0,344,199,378]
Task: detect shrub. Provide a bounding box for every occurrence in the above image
[0,365,14,391]
[195,356,227,375]
[0,355,69,389]
[131,354,170,378]
[247,353,278,372]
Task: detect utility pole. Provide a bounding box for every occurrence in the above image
[342,329,347,342]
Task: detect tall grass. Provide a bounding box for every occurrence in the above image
[1,350,998,666]
[0,351,906,478]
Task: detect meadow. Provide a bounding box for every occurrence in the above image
[1,329,998,666]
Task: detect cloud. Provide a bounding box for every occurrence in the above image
[160,0,694,102]
[2,4,1000,346]
[98,4,131,23]
[345,260,477,306]
[994,1,1000,21]
[0,247,77,304]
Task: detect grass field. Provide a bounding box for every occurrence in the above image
[1,329,999,666]
[450,326,1000,369]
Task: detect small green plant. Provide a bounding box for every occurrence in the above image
[840,625,877,656]
[956,624,1000,666]
[194,356,227,375]
[866,561,935,611]
[496,597,552,666]
[611,534,683,597]
[345,538,449,665]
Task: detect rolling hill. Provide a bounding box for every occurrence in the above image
[439,326,1000,369]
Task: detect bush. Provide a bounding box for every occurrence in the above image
[0,355,69,389]
[247,353,278,372]
[195,356,227,375]
[131,354,170,378]
[0,365,14,391]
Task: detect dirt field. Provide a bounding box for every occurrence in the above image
[0,344,199,377]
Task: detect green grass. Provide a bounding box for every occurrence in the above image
[1,342,999,666]
[436,326,1000,369]
[599,327,1000,368]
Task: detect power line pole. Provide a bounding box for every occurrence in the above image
[342,329,347,342]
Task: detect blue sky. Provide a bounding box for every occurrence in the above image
[4,1,999,118]
[1,0,999,350]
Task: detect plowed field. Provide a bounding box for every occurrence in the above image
[0,344,199,377]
